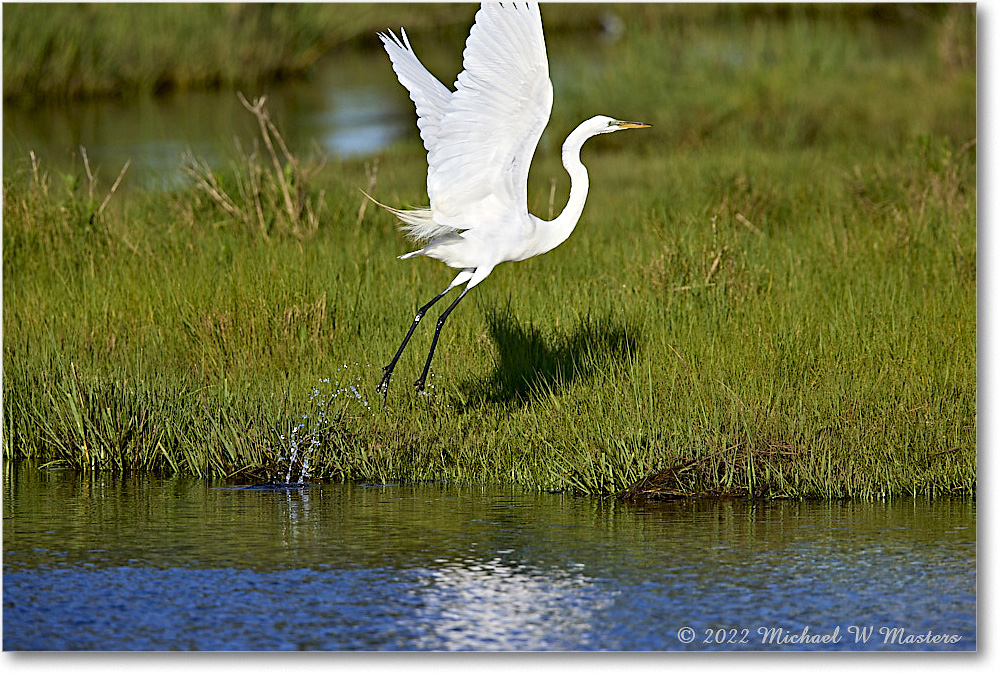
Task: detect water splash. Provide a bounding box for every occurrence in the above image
[267,362,380,483]
[266,361,456,481]
[328,361,374,413]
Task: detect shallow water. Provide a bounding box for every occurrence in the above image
[3,464,976,651]
[2,49,410,190]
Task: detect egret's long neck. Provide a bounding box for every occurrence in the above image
[542,124,594,252]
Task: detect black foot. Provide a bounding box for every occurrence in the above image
[413,377,426,393]
[376,367,393,396]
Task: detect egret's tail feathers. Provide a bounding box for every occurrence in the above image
[360,189,458,242]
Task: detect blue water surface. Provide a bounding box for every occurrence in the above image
[3,467,976,651]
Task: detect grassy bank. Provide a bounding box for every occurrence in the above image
[3,5,976,498]
[2,3,470,103]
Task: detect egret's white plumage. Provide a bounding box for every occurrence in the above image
[374,2,649,396]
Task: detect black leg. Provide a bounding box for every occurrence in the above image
[414,287,470,392]
[377,286,453,398]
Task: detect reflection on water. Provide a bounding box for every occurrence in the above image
[2,50,410,190]
[3,464,976,651]
[414,556,612,650]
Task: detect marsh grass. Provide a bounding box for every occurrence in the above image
[2,4,474,103]
[182,93,328,240]
[3,5,975,498]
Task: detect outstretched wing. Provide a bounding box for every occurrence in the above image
[427,2,553,230]
[378,28,452,158]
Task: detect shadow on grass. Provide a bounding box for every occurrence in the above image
[460,308,641,408]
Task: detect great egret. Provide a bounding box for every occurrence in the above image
[373,2,649,396]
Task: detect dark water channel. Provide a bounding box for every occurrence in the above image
[2,49,413,190]
[2,464,976,651]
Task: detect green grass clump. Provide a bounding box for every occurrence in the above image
[3,5,975,498]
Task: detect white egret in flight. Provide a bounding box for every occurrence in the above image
[372,2,649,396]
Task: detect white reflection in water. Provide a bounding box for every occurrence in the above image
[315,87,407,156]
[413,556,614,650]
[277,488,312,550]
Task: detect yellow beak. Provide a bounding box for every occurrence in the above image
[614,120,652,129]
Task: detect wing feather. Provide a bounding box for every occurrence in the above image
[427,2,553,230]
[378,3,553,240]
[378,28,459,240]
[378,28,452,157]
